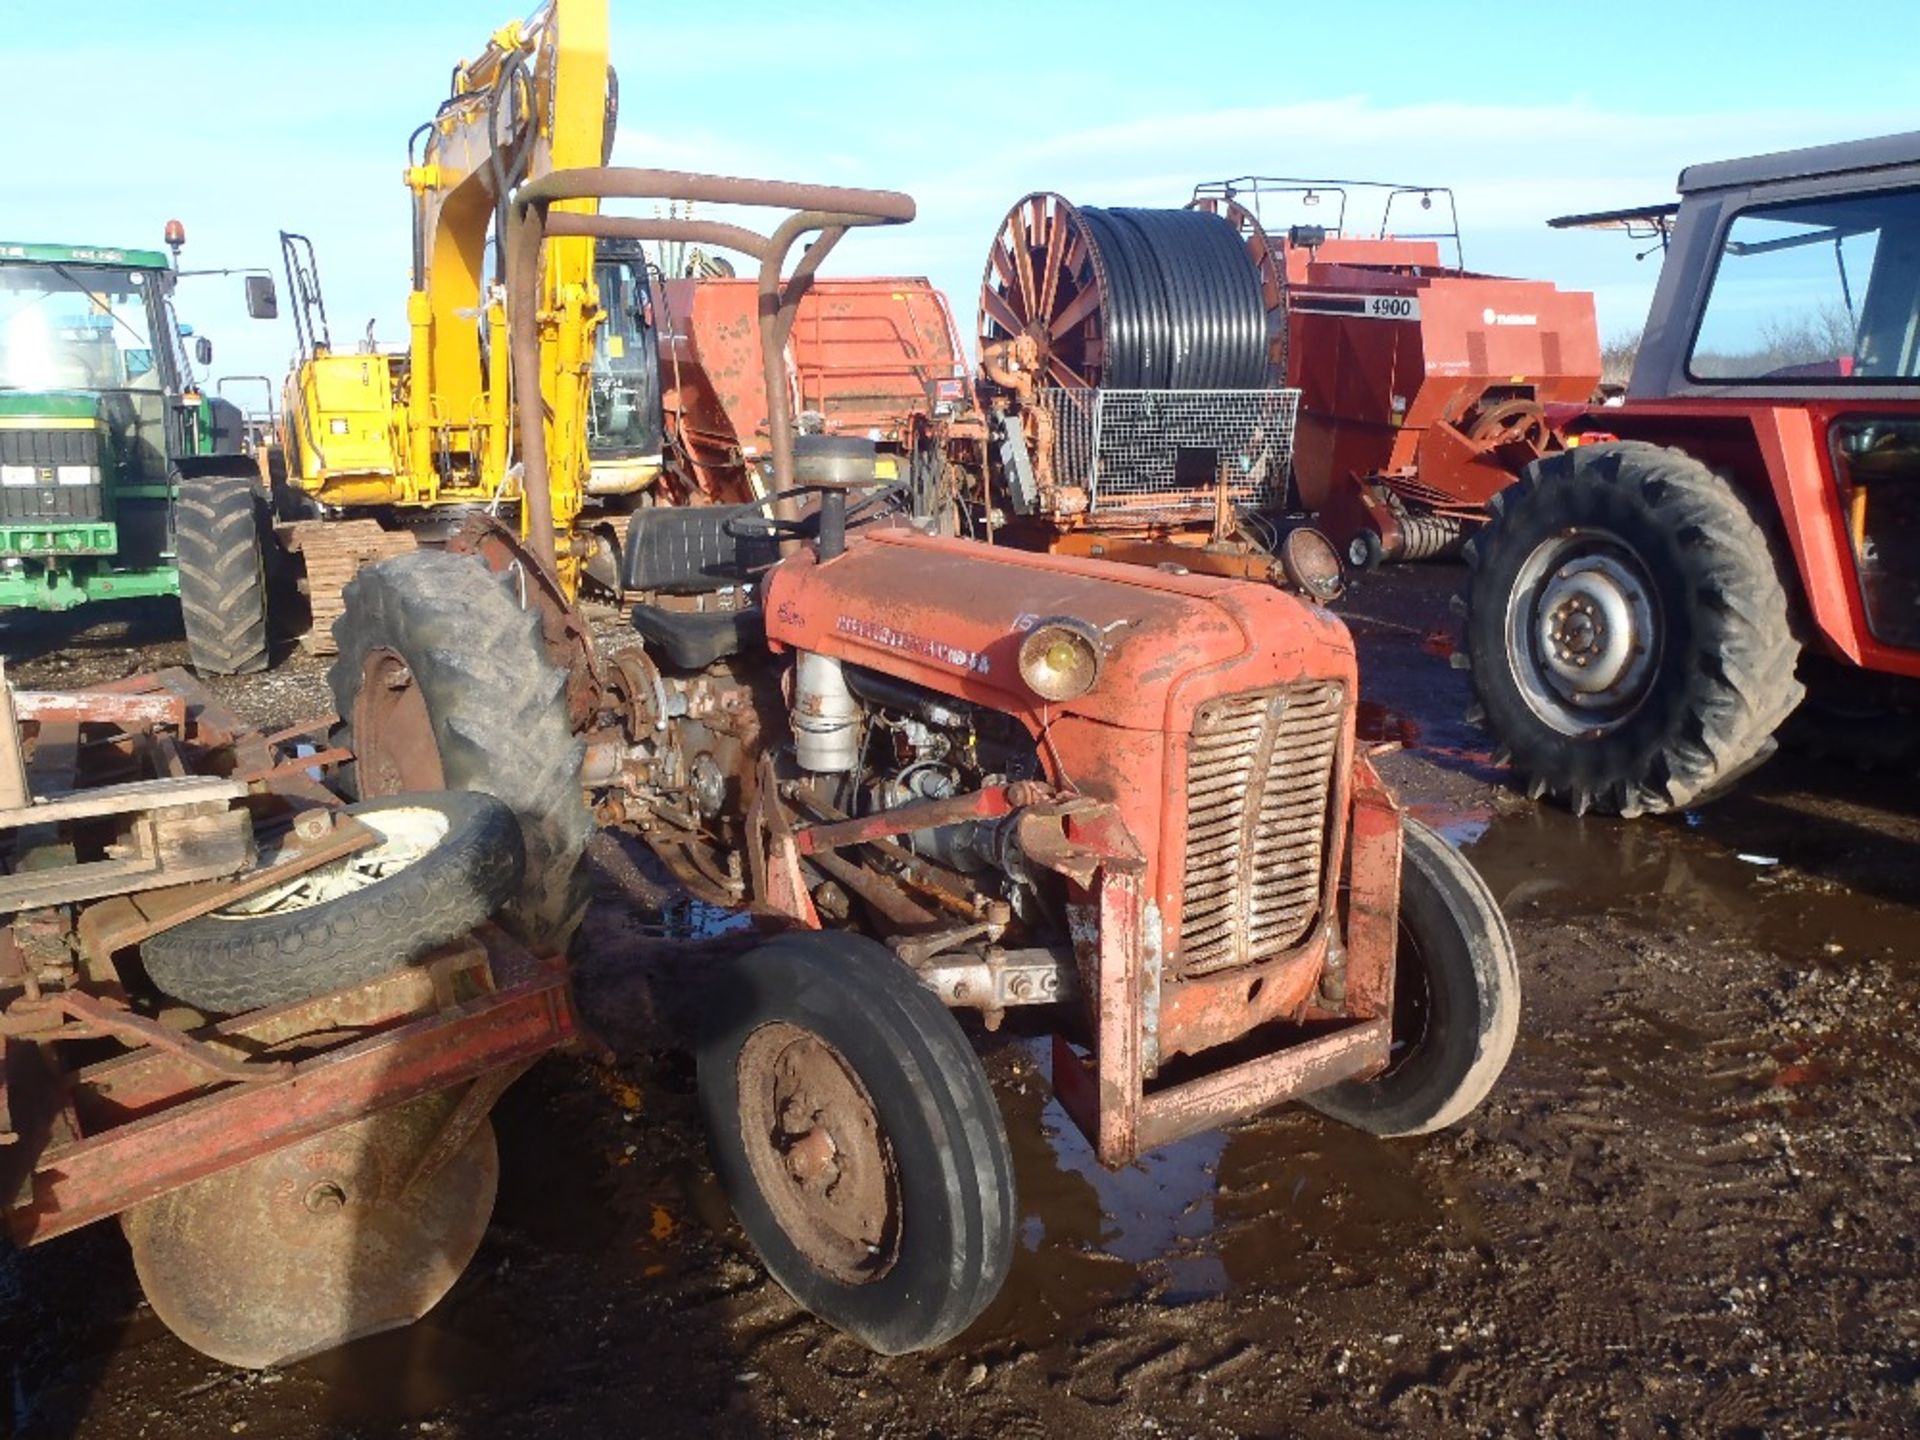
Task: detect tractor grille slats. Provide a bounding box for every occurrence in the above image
[1179,681,1344,975]
[0,428,105,522]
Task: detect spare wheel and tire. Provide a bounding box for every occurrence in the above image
[140,791,523,1014]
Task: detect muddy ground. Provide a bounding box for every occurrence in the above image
[3,569,1917,1439]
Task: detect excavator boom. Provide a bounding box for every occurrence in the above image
[281,0,612,595]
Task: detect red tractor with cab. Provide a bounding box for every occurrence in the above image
[1461,131,1920,816]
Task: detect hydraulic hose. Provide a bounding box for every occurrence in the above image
[1073,206,1269,390]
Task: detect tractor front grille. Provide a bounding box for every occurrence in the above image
[0,428,105,522]
[1179,681,1345,975]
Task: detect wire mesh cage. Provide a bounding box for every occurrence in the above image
[1032,388,1300,521]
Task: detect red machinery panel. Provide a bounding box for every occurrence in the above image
[1286,244,1602,514]
[657,276,976,502]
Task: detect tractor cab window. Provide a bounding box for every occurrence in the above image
[0,263,165,392]
[1690,188,1920,382]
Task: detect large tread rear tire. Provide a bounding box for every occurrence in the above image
[697,932,1016,1355]
[140,791,524,1014]
[1461,441,1803,816]
[328,551,593,952]
[175,471,270,675]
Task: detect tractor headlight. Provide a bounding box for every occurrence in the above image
[1018,616,1103,702]
[56,465,99,487]
[1279,526,1345,603]
[0,465,33,487]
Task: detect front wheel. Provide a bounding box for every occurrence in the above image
[1309,817,1519,1137]
[696,932,1015,1355]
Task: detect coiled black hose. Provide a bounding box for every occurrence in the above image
[1076,206,1268,389]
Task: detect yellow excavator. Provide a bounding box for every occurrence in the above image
[276,0,638,633]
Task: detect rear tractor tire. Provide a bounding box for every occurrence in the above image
[175,470,270,675]
[328,551,594,953]
[1460,441,1803,816]
[696,932,1016,1355]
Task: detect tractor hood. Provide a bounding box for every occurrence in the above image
[0,392,103,424]
[762,528,1356,734]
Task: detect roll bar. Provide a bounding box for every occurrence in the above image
[506,166,916,577]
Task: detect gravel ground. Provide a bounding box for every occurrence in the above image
[3,572,1917,1439]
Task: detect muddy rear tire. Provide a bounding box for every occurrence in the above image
[697,932,1016,1355]
[1461,442,1803,816]
[175,470,270,676]
[1309,818,1518,1137]
[328,552,593,952]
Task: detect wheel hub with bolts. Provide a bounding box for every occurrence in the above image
[738,1022,900,1286]
[1506,533,1662,735]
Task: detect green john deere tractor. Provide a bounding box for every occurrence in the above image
[0,233,278,673]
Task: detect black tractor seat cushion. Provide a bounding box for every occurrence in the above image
[630,603,765,670]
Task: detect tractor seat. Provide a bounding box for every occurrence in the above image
[629,603,764,670]
[623,503,776,668]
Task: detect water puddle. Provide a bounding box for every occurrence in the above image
[980,1037,1458,1341]
[1453,795,1915,964]
[657,894,756,941]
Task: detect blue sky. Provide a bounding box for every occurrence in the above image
[5,0,1914,393]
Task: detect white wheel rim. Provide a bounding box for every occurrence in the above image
[1504,530,1662,737]
[214,807,453,919]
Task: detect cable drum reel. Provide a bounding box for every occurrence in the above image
[978,193,1277,392]
[977,192,1338,587]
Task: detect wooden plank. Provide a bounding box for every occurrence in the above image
[0,822,252,910]
[13,692,186,729]
[0,775,246,832]
[0,856,159,909]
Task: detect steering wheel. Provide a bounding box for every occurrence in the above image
[722,482,907,542]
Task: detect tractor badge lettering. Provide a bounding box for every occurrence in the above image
[837,615,991,674]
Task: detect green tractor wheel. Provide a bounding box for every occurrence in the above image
[175,470,270,675]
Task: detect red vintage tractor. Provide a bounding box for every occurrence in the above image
[1459,131,1920,815]
[329,164,1521,1354]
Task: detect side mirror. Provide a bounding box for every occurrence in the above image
[195,336,213,367]
[244,274,278,320]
